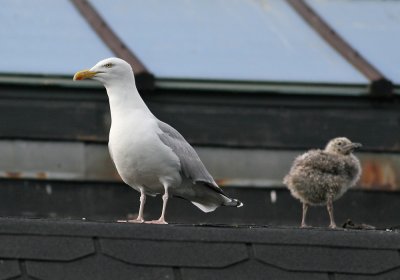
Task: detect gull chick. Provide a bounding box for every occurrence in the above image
[283,137,362,228]
[73,58,242,224]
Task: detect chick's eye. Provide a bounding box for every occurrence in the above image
[337,142,342,146]
[104,63,113,68]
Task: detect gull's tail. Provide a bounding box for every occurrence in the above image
[224,198,244,208]
[185,180,244,212]
[191,197,243,213]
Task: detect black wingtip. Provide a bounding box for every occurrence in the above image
[231,199,244,208]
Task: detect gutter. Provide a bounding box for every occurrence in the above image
[0,74,373,96]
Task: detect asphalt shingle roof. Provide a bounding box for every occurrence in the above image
[0,218,399,280]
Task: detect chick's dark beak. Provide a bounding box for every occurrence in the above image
[344,142,362,153]
[352,143,362,149]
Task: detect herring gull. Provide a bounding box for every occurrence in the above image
[73,57,243,224]
[283,137,361,228]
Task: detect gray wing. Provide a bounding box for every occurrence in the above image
[157,120,224,194]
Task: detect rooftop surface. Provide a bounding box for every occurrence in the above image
[0,217,399,280]
[1,0,399,89]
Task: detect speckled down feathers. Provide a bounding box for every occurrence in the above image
[284,149,361,205]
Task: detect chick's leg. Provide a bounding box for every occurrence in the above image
[301,203,309,228]
[327,196,337,229]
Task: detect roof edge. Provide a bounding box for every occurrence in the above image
[156,78,370,96]
[0,74,375,96]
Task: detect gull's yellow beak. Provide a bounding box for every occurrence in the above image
[73,70,97,81]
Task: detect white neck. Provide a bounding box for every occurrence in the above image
[104,75,152,123]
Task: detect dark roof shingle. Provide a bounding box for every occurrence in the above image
[0,260,20,280]
[254,244,399,274]
[0,235,94,261]
[0,218,399,280]
[101,239,248,268]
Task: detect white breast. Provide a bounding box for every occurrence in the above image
[108,110,181,193]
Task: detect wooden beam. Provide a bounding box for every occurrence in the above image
[287,0,393,97]
[70,0,154,90]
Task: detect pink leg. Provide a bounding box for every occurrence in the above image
[146,185,169,225]
[118,188,146,223]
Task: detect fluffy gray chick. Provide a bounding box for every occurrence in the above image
[283,137,362,228]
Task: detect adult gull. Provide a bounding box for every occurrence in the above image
[73,57,242,224]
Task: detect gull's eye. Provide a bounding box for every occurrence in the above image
[104,63,113,68]
[337,142,342,146]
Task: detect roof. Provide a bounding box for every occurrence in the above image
[90,0,366,83]
[0,217,399,280]
[0,0,113,75]
[1,0,399,93]
[308,0,400,85]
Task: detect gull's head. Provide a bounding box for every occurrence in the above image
[325,137,362,155]
[73,57,134,86]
